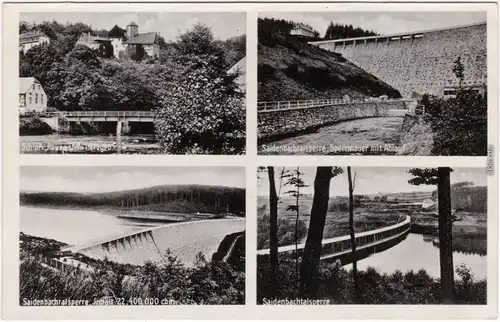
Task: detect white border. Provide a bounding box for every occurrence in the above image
[3,1,499,320]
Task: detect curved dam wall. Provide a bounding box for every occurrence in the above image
[258,100,406,141]
[311,23,487,98]
[257,215,411,265]
[69,218,245,267]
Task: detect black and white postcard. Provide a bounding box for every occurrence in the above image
[258,166,487,304]
[257,12,488,156]
[18,12,246,155]
[2,1,498,320]
[19,166,246,305]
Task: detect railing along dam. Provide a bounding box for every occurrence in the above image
[64,218,245,267]
[258,99,411,141]
[257,215,411,265]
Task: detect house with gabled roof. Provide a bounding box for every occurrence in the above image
[75,21,160,60]
[227,56,246,92]
[19,31,50,54]
[19,77,48,114]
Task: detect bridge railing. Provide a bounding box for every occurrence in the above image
[257,98,412,112]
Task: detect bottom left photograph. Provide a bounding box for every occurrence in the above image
[19,166,246,305]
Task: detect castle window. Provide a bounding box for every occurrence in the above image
[35,93,38,104]
[28,97,32,104]
[41,95,44,104]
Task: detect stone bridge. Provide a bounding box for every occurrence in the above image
[257,215,411,265]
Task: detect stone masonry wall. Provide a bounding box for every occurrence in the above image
[258,101,405,140]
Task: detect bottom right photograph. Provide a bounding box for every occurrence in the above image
[257,166,487,305]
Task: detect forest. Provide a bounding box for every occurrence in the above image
[323,21,379,40]
[257,18,378,43]
[19,21,246,154]
[20,184,246,215]
[432,181,487,213]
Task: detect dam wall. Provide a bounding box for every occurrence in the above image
[257,215,411,265]
[258,100,406,140]
[310,23,487,98]
[68,219,245,267]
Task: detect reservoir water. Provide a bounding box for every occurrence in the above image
[20,206,160,246]
[344,233,487,280]
[20,206,245,266]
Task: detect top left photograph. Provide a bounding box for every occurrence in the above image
[18,11,246,155]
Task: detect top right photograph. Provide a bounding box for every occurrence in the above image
[257,11,488,156]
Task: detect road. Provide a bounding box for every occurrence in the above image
[259,116,404,155]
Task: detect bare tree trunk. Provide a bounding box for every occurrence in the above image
[438,167,455,303]
[347,167,361,303]
[267,166,279,297]
[299,167,332,298]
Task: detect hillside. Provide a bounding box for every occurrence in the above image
[20,184,245,214]
[258,36,401,101]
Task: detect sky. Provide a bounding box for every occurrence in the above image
[20,12,246,41]
[21,166,245,193]
[258,167,487,197]
[260,11,486,38]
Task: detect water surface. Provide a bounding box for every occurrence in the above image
[345,233,487,279]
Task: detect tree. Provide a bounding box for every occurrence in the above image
[154,59,245,154]
[267,166,279,297]
[324,21,378,40]
[299,166,343,297]
[408,167,455,303]
[125,44,146,62]
[283,167,308,283]
[347,166,361,302]
[453,56,465,87]
[423,56,486,156]
[176,23,226,71]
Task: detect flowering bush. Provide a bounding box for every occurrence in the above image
[155,61,245,154]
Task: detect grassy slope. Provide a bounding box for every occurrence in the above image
[258,36,402,101]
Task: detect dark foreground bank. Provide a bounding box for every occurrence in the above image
[20,233,245,305]
[257,257,486,305]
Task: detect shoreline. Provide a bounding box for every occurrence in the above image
[20,204,236,220]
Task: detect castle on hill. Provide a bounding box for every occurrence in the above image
[75,21,160,59]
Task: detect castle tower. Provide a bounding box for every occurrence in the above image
[126,21,138,39]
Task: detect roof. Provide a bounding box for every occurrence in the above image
[227,57,246,91]
[20,31,48,40]
[293,23,314,32]
[19,77,37,93]
[109,25,127,38]
[124,32,158,45]
[76,33,111,45]
[228,57,246,75]
[127,21,138,27]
